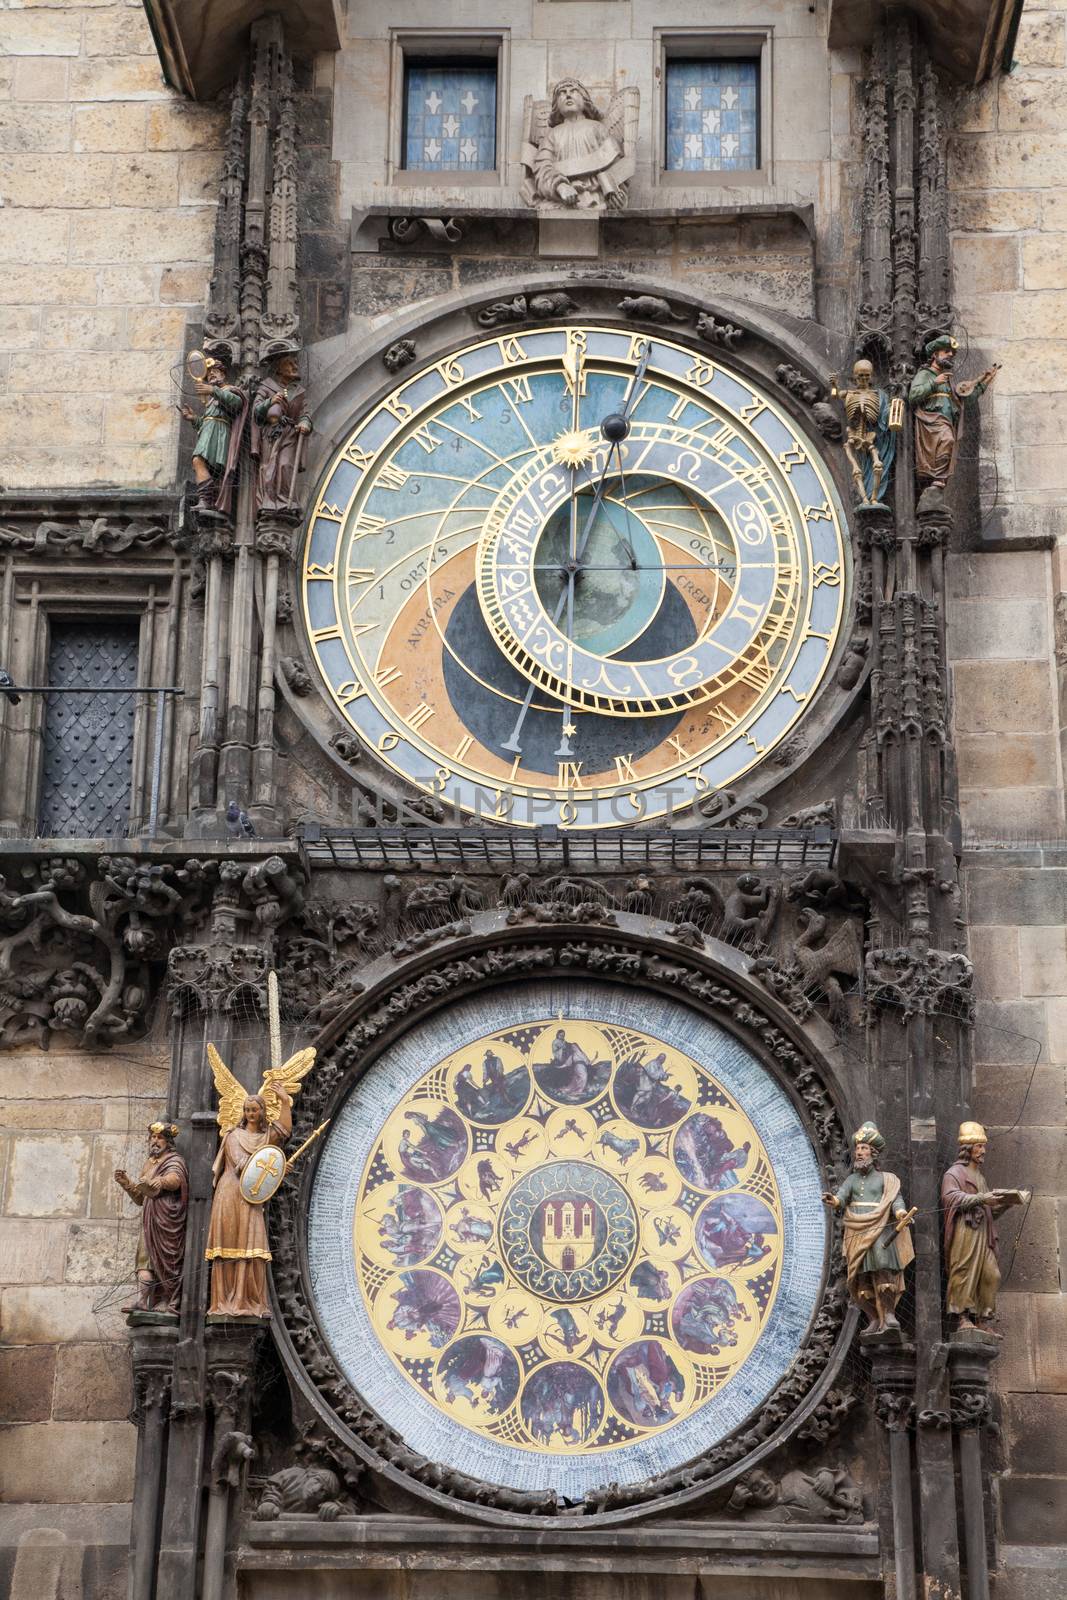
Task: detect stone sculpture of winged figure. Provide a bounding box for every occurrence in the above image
[521,79,639,212]
[204,1041,316,1318]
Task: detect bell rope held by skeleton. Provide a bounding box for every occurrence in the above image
[238,1119,331,1205]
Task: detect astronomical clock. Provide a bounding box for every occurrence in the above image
[281,296,858,1522]
[302,323,849,827]
[307,982,824,1498]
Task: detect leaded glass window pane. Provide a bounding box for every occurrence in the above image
[38,619,139,838]
[403,61,497,171]
[665,59,759,173]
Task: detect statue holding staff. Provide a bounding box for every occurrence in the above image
[908,335,999,511]
[114,1120,188,1317]
[823,1123,915,1334]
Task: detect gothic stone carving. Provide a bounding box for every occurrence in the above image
[864,945,974,1021]
[727,1466,864,1524]
[475,291,578,329]
[520,80,638,212]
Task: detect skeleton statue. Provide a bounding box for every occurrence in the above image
[521,79,638,212]
[830,360,899,506]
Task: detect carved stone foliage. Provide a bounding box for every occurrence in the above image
[0,848,316,1047]
[864,945,975,1021]
[0,511,178,556]
[268,923,853,1524]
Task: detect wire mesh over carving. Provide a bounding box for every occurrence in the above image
[38,620,140,838]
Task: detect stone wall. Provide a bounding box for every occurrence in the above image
[0,0,225,491]
[948,1,1067,1576]
[0,1040,166,1557]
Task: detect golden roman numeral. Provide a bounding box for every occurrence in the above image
[408,701,436,732]
[503,375,532,405]
[354,513,385,537]
[452,734,474,761]
[375,665,402,690]
[614,754,637,782]
[708,701,739,733]
[668,394,689,421]
[455,395,482,421]
[377,462,410,490]
[557,761,584,789]
[727,594,763,627]
[737,654,775,693]
[411,424,441,455]
[668,734,690,760]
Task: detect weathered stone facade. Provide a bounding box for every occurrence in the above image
[1,0,1065,1595]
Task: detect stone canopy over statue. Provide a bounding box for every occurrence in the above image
[521,79,638,212]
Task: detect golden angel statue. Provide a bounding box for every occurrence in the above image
[204,1040,315,1318]
[520,79,639,212]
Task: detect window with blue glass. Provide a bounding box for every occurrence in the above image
[403,61,497,172]
[665,59,759,173]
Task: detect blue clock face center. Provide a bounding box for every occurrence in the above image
[534,493,665,657]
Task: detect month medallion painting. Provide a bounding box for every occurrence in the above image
[301,324,849,828]
[307,982,826,1497]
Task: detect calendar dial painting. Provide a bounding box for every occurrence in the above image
[307,983,826,1498]
[301,325,849,828]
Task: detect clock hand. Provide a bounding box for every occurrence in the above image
[505,342,650,760]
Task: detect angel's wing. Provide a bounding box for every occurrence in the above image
[208,1042,247,1135]
[522,94,551,152]
[259,1046,317,1125]
[603,86,639,156]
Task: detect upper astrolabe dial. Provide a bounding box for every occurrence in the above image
[301,325,849,828]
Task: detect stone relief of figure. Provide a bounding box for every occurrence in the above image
[205,1040,316,1318]
[829,359,900,506]
[942,1120,1030,1335]
[521,79,638,212]
[113,1121,188,1317]
[908,334,1000,512]
[823,1123,915,1335]
[180,352,247,519]
[251,350,312,520]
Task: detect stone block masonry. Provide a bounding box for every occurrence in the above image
[0,2,226,491]
[0,1041,168,1508]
